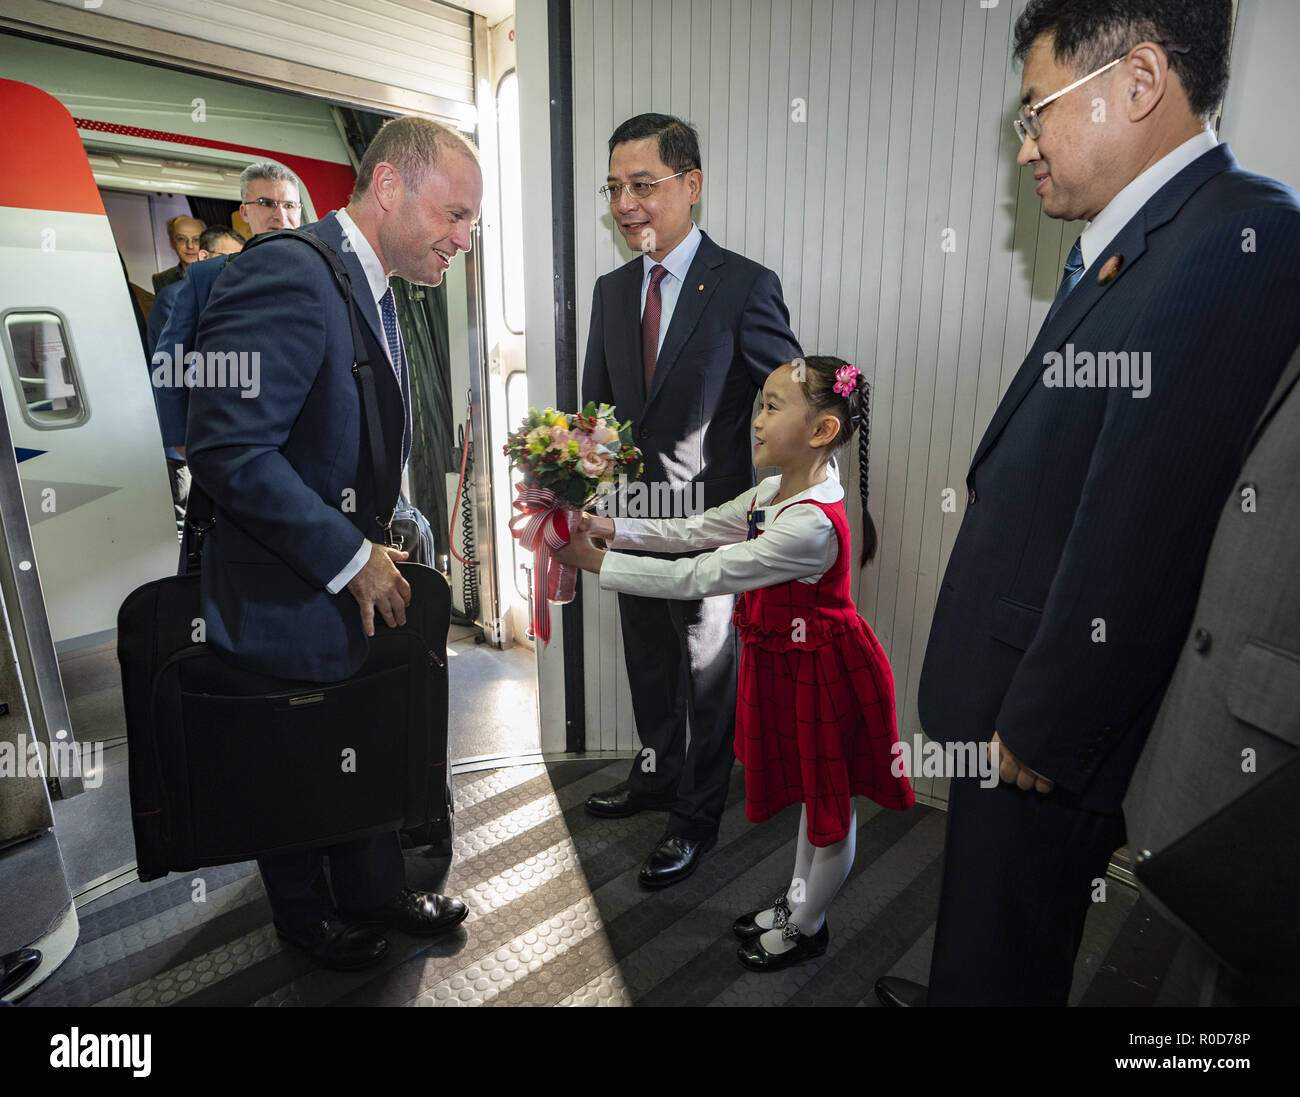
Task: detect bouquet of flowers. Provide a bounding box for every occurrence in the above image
[504,402,644,644]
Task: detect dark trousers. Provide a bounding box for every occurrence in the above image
[257,831,405,934]
[927,773,1126,1006]
[617,590,738,841]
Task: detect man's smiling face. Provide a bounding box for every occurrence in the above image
[382,150,483,286]
[607,137,700,261]
[1016,33,1123,223]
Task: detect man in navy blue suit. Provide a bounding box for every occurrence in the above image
[154,162,301,459]
[875,0,1300,1007]
[149,226,244,538]
[187,120,483,970]
[580,114,802,887]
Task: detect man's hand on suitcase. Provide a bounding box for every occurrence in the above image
[348,542,411,636]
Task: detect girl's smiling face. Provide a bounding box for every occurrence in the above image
[753,363,816,467]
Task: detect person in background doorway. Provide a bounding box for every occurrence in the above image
[236,160,304,238]
[148,226,246,357]
[152,215,205,293]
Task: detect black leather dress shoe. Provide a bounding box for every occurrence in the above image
[1,948,41,997]
[275,918,390,971]
[874,976,927,1007]
[585,783,673,819]
[737,920,829,972]
[733,893,790,941]
[638,833,717,889]
[341,888,469,938]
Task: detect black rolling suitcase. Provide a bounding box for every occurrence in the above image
[119,227,454,881]
[118,564,452,881]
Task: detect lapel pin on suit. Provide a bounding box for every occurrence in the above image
[698,284,704,290]
[1097,254,1123,285]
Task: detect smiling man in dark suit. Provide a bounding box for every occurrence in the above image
[581,114,802,888]
[188,118,482,970]
[874,0,1300,1006]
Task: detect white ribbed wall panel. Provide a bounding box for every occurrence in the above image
[42,0,475,105]
[572,0,1083,805]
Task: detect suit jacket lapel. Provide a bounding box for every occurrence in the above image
[646,231,724,410]
[309,213,403,480]
[617,258,646,420]
[969,144,1237,476]
[312,212,388,365]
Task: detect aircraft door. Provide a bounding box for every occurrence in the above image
[0,79,178,649]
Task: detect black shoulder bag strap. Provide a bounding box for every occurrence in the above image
[184,227,397,572]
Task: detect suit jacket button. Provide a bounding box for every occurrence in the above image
[967,486,977,505]
[638,426,650,441]
[1192,627,1211,653]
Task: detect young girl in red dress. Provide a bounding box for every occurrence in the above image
[558,355,915,972]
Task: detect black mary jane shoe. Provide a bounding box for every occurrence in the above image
[737,919,829,972]
[732,892,790,941]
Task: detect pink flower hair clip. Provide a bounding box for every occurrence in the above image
[833,363,859,397]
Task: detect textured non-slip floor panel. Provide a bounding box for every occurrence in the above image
[20,758,1201,1007]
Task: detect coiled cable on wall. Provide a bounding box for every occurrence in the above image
[454,418,480,621]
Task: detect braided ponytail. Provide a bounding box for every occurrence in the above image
[796,355,878,569]
[855,379,877,567]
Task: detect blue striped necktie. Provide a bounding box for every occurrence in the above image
[379,285,413,464]
[1044,236,1085,326]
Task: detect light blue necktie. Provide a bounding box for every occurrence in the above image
[1044,236,1085,326]
[379,285,412,465]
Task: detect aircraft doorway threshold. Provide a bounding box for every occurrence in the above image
[0,30,541,997]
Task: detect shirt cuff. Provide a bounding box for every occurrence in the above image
[598,550,637,593]
[326,538,370,594]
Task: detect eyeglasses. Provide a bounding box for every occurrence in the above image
[1013,43,1188,143]
[1013,56,1124,142]
[241,196,303,212]
[599,171,689,203]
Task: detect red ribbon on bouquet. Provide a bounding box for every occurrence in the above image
[508,483,578,645]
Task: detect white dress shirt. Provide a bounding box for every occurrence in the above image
[599,469,844,601]
[326,208,402,594]
[1080,129,1218,272]
[639,221,703,356]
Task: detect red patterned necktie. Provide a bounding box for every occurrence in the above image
[642,263,669,394]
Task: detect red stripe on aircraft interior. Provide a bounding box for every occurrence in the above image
[72,119,358,215]
[0,80,106,216]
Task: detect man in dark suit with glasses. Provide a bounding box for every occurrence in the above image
[580,113,802,888]
[876,0,1300,1006]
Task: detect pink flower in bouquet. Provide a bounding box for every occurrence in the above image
[579,445,612,478]
[590,418,617,446]
[547,424,572,451]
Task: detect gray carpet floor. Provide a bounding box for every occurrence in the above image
[21,758,1203,1007]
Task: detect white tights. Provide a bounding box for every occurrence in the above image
[753,805,857,954]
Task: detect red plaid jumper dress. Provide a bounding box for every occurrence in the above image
[733,497,914,846]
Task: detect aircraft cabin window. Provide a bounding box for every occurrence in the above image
[2,312,88,428]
